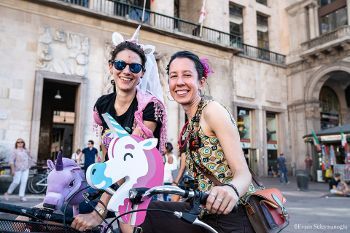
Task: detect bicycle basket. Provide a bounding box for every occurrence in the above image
[0,219,80,233]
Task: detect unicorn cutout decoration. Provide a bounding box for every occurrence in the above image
[86,113,164,226]
[43,152,88,216]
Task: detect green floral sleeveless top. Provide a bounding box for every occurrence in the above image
[179,98,256,201]
[180,98,236,192]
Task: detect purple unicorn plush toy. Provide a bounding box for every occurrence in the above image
[43,152,88,216]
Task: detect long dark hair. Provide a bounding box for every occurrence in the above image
[165,142,173,153]
[166,51,205,81]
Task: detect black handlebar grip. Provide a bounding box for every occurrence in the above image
[0,202,74,225]
[199,192,209,205]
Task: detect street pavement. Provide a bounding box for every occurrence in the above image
[0,176,349,232]
[260,176,350,233]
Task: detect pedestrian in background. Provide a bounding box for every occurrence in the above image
[305,154,313,181]
[81,140,98,172]
[329,173,350,196]
[4,138,33,202]
[71,148,83,167]
[277,152,289,184]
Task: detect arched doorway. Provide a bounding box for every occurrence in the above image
[318,71,350,129]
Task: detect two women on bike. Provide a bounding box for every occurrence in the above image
[72,38,253,232]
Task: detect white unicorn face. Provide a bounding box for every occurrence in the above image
[86,113,158,191]
[104,136,158,185]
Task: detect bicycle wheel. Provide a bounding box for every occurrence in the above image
[27,176,35,194]
[29,175,47,194]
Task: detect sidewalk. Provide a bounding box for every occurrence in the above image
[259,176,330,199]
[0,176,330,201]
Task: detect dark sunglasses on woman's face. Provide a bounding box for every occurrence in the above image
[112,60,144,74]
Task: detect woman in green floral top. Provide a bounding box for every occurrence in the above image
[140,51,254,233]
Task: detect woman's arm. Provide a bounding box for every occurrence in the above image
[173,153,186,184]
[71,192,111,231]
[132,120,157,137]
[201,101,252,215]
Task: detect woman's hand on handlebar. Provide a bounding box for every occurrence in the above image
[205,186,239,215]
[71,211,103,232]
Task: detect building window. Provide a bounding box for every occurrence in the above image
[319,0,338,7]
[266,112,277,143]
[256,0,267,6]
[319,86,340,129]
[237,107,251,142]
[174,0,179,18]
[319,7,347,34]
[266,112,278,174]
[229,3,243,46]
[257,13,269,49]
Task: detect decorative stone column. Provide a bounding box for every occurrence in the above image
[313,1,320,37]
[308,1,319,39]
[308,4,316,39]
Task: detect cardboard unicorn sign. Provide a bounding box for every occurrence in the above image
[86,113,164,226]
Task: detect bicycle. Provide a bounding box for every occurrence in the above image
[27,166,48,194]
[0,184,216,233]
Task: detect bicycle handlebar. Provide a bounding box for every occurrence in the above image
[0,202,74,224]
[127,185,217,233]
[0,186,213,232]
[136,185,209,204]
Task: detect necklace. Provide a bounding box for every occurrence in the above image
[177,98,204,153]
[178,121,190,152]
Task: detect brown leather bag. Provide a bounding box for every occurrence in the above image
[244,187,289,233]
[195,164,289,233]
[243,170,289,233]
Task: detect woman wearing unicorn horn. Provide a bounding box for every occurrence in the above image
[138,51,254,233]
[71,36,167,232]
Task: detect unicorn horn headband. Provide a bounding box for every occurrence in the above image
[130,25,141,43]
[111,25,164,102]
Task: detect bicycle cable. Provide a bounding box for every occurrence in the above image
[106,208,175,231]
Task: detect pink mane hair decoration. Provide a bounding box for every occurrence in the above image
[199,58,214,79]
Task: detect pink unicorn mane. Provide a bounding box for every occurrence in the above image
[118,135,164,225]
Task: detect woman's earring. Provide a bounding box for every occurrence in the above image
[111,80,115,85]
[167,91,175,101]
[199,89,205,97]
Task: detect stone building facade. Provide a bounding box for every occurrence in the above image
[286,0,350,172]
[0,0,348,176]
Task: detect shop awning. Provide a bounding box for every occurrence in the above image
[303,124,350,142]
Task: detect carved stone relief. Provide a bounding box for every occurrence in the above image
[37,27,90,77]
[103,42,115,94]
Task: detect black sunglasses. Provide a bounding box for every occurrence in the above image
[112,60,144,74]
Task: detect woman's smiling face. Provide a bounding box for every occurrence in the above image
[110,49,144,93]
[168,57,204,105]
